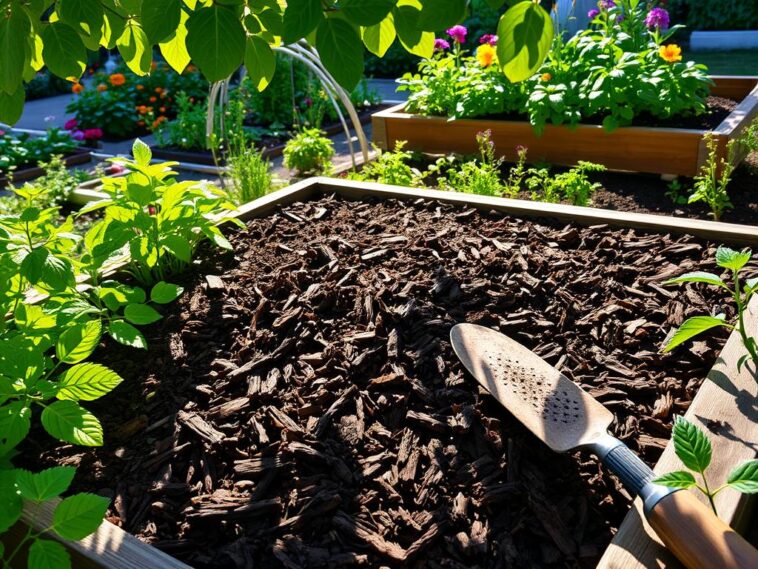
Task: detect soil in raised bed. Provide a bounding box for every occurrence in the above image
[20,195,750,568]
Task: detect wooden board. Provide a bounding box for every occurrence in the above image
[371,76,758,177]
[0,150,92,187]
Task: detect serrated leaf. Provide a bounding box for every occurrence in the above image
[57,363,123,402]
[41,22,86,79]
[108,320,147,349]
[244,36,276,92]
[15,466,76,502]
[652,470,697,489]
[124,303,162,325]
[0,402,31,456]
[726,460,758,493]
[41,400,103,446]
[132,138,152,166]
[663,315,728,352]
[715,246,751,272]
[341,0,395,27]
[282,0,323,44]
[56,320,102,364]
[150,281,184,304]
[186,6,246,82]
[672,416,712,473]
[663,271,727,289]
[53,493,109,540]
[316,18,364,91]
[497,1,553,83]
[28,539,71,569]
[117,21,152,75]
[0,470,23,533]
[142,0,181,44]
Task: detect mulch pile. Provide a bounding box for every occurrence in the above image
[26,195,743,568]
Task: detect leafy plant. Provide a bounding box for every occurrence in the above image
[666,178,690,206]
[283,128,334,176]
[663,247,758,375]
[443,130,505,196]
[504,145,529,198]
[688,133,736,221]
[0,130,79,177]
[653,416,758,516]
[226,144,274,205]
[153,92,209,151]
[527,161,606,206]
[348,141,422,187]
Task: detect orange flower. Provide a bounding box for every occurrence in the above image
[97,83,107,92]
[154,87,163,94]
[137,105,147,114]
[149,96,157,103]
[659,44,682,63]
[187,64,197,72]
[136,84,144,91]
[476,44,497,68]
[109,73,126,86]
[151,61,158,71]
[137,120,146,127]
[159,106,166,113]
[541,72,552,82]
[72,83,84,94]
[152,116,167,129]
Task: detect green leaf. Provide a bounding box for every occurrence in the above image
[150,281,184,304]
[394,5,434,58]
[159,10,191,73]
[672,416,712,473]
[663,315,728,352]
[0,8,31,95]
[282,0,323,44]
[124,303,162,325]
[41,400,103,446]
[417,0,466,32]
[28,539,72,569]
[117,21,152,75]
[726,460,758,493]
[244,36,276,92]
[361,14,396,57]
[497,1,554,83]
[15,466,76,502]
[53,493,109,540]
[162,234,192,262]
[57,363,123,402]
[186,6,246,82]
[108,320,147,349]
[652,470,697,489]
[56,320,102,364]
[663,271,727,289]
[21,249,75,292]
[132,138,152,166]
[58,0,104,45]
[0,84,25,125]
[41,22,86,79]
[341,0,395,27]
[316,18,364,91]
[0,470,23,533]
[0,402,31,456]
[101,10,127,49]
[141,0,181,44]
[20,247,48,284]
[715,246,751,272]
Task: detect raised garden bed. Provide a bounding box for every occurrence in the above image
[9,179,758,568]
[372,76,758,177]
[0,148,93,187]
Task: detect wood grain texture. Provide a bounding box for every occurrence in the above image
[598,295,758,569]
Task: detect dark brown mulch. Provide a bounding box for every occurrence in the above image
[22,195,750,568]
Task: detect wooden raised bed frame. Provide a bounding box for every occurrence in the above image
[8,178,757,568]
[0,148,92,187]
[372,76,758,177]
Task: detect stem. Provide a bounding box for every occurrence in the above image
[734,271,758,370]
[700,470,719,517]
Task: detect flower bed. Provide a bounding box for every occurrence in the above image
[0,129,91,187]
[10,179,757,568]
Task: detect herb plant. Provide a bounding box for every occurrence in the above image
[527,161,606,206]
[443,130,506,196]
[504,145,529,198]
[226,144,274,205]
[283,129,335,176]
[348,142,422,187]
[663,247,758,375]
[653,416,758,516]
[688,133,735,221]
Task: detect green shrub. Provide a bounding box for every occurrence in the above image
[153,92,208,150]
[226,145,274,204]
[0,129,79,176]
[283,129,334,175]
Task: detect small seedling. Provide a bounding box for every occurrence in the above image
[665,178,689,206]
[653,416,758,516]
[663,246,758,376]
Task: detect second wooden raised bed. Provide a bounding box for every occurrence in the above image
[372,76,758,177]
[0,148,93,187]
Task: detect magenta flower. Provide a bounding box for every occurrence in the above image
[587,8,600,19]
[434,38,450,51]
[64,118,78,130]
[599,0,616,9]
[71,130,85,141]
[84,128,103,140]
[479,34,498,46]
[644,7,670,29]
[446,25,467,44]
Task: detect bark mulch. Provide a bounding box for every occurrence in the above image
[24,195,748,568]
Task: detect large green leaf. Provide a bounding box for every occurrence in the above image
[715,246,751,272]
[108,320,147,349]
[316,18,364,91]
[361,14,396,57]
[663,314,728,352]
[672,416,712,473]
[0,470,23,533]
[0,85,25,125]
[0,8,30,95]
[727,460,758,493]
[497,1,553,83]
[394,5,434,58]
[28,539,72,569]
[124,303,162,325]
[417,0,466,32]
[57,363,123,402]
[41,22,86,79]
[0,401,31,455]
[141,0,181,44]
[282,0,323,44]
[186,6,246,82]
[56,320,102,364]
[53,493,109,540]
[159,9,191,73]
[652,470,697,489]
[101,10,127,49]
[244,36,276,92]
[15,466,76,502]
[41,400,103,446]
[117,21,152,75]
[341,0,395,27]
[150,281,184,304]
[58,0,104,45]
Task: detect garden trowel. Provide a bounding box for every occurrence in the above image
[450,323,758,569]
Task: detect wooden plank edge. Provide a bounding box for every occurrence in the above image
[597,296,758,569]
[714,78,758,137]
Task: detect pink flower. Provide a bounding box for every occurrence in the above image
[446,25,467,44]
[599,0,616,10]
[64,118,78,130]
[434,38,450,51]
[0,130,5,136]
[71,130,85,141]
[588,8,600,19]
[479,34,498,46]
[83,128,103,140]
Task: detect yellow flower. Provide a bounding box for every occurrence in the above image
[541,72,552,82]
[476,44,497,68]
[659,44,682,63]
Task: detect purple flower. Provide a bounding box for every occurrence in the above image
[644,7,670,30]
[599,0,616,10]
[446,25,467,44]
[479,34,498,46]
[71,130,85,141]
[587,8,600,19]
[614,13,625,23]
[434,38,450,51]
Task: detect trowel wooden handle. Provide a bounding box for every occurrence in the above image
[647,490,758,569]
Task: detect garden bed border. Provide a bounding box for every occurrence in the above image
[0,148,93,187]
[371,75,758,178]
[11,177,757,569]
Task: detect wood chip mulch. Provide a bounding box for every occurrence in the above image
[26,194,749,569]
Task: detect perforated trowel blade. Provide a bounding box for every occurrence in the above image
[450,324,614,453]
